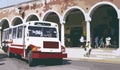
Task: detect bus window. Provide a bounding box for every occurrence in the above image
[43,28,57,38]
[17,26,23,38]
[12,28,17,39]
[28,26,43,37]
[4,31,8,39]
[4,31,7,39]
[5,30,10,39]
[9,28,12,35]
[28,26,57,38]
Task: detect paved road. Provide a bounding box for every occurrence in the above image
[0,57,120,70]
[0,48,120,70]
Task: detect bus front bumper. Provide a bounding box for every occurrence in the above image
[32,52,67,59]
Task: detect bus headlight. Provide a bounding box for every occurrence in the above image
[32,47,41,51]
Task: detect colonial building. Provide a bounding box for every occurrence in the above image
[0,0,120,50]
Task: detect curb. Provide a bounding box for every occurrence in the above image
[0,49,7,59]
[80,58,120,64]
[66,57,120,64]
[0,49,5,54]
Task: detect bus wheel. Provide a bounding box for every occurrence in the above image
[56,58,63,65]
[7,51,15,58]
[28,50,35,66]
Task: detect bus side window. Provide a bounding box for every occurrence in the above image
[5,30,9,39]
[9,28,12,35]
[17,26,23,38]
[12,28,17,39]
[4,31,7,40]
[9,28,12,39]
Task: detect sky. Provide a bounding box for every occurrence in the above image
[0,0,31,8]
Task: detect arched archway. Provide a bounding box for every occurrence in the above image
[0,18,10,45]
[42,11,60,23]
[42,10,61,40]
[11,16,23,26]
[25,13,40,22]
[89,2,119,48]
[0,19,10,30]
[63,7,86,47]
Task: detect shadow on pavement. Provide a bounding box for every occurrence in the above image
[0,53,8,59]
[0,62,5,65]
[0,53,8,65]
[10,56,71,67]
[29,59,71,67]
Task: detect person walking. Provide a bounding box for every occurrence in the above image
[95,36,99,48]
[99,37,105,48]
[84,41,92,57]
[79,36,85,48]
[105,36,111,48]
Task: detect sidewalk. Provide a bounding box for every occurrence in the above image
[0,49,7,59]
[66,48,120,64]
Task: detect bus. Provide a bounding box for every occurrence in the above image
[2,21,67,66]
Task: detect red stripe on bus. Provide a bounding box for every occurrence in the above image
[9,47,24,55]
[11,44,25,47]
[32,53,67,59]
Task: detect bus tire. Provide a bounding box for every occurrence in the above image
[7,51,14,58]
[56,58,63,65]
[28,50,35,66]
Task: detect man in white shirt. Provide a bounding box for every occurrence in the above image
[80,36,85,49]
[105,36,111,48]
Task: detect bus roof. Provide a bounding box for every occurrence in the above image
[4,21,58,30]
[25,21,58,27]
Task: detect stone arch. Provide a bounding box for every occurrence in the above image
[25,13,40,22]
[63,6,86,22]
[88,1,120,18]
[42,10,61,23]
[0,18,10,29]
[0,18,10,45]
[88,2,119,48]
[11,16,23,26]
[62,6,86,47]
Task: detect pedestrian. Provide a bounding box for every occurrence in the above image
[95,36,99,48]
[105,36,111,48]
[84,41,92,57]
[79,36,85,49]
[99,37,104,48]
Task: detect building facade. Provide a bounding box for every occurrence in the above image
[0,0,120,50]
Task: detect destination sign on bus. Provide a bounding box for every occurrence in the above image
[35,22,51,26]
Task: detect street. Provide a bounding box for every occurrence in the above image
[0,57,120,70]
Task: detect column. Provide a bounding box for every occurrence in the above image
[86,20,91,43]
[0,27,2,48]
[114,18,120,54]
[61,23,65,46]
[117,18,120,50]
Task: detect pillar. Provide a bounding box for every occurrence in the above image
[0,27,2,48]
[117,18,120,50]
[113,18,120,54]
[85,13,91,43]
[86,20,91,42]
[61,23,65,46]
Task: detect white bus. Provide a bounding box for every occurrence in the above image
[2,21,67,66]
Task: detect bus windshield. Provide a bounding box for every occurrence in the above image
[28,26,57,38]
